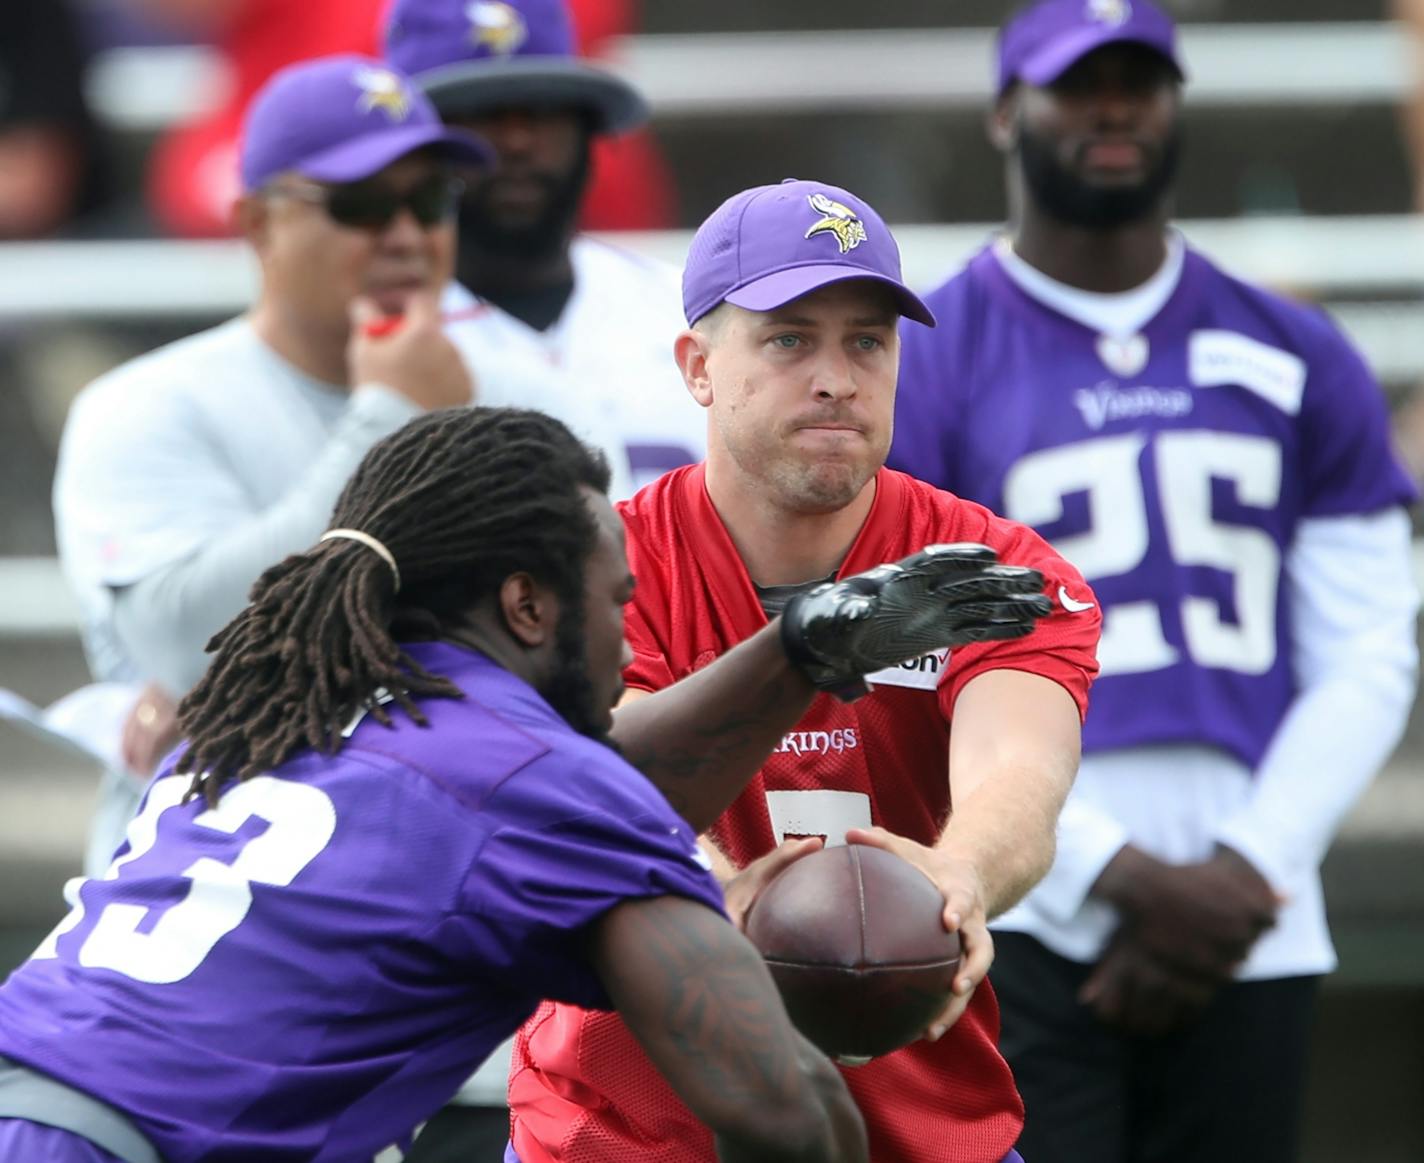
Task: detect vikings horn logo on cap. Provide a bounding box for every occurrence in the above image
[466,1,529,55]
[353,66,413,120]
[804,192,868,255]
[1087,0,1132,27]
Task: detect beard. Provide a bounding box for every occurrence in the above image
[455,139,591,265]
[1017,122,1181,230]
[539,600,620,751]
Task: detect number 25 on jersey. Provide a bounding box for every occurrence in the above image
[1005,429,1281,678]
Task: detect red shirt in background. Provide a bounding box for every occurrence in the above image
[151,0,674,236]
[148,0,387,236]
[568,0,676,230]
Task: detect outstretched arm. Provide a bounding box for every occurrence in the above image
[936,668,1082,916]
[613,544,1051,832]
[590,895,868,1163]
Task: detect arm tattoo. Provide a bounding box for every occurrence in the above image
[618,676,803,818]
[610,899,809,1107]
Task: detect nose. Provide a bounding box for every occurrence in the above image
[1092,89,1137,131]
[810,345,858,402]
[1087,74,1145,130]
[377,205,427,253]
[480,110,539,159]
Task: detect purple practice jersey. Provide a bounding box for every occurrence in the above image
[0,642,723,1162]
[890,244,1417,769]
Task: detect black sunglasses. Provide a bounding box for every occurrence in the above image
[271,174,465,230]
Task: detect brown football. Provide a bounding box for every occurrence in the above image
[745,844,961,1062]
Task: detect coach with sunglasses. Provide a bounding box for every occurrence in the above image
[51,55,632,864]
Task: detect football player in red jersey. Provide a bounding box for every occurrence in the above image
[506,179,1103,1163]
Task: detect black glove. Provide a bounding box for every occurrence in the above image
[780,543,1053,701]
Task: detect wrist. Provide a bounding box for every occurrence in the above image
[1091,844,1159,915]
[776,602,870,703]
[1212,842,1277,899]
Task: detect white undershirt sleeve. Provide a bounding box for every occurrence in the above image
[110,384,422,695]
[1212,508,1420,892]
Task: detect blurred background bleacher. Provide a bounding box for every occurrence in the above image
[1,2,1422,1158]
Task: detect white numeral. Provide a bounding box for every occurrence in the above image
[765,789,872,847]
[31,774,191,961]
[35,774,336,984]
[1004,430,1282,677]
[1156,432,1281,674]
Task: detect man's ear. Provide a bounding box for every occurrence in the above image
[987,92,1019,153]
[498,571,558,648]
[234,192,273,254]
[674,327,715,409]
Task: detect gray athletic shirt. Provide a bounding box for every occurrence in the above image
[54,314,639,698]
[52,317,424,695]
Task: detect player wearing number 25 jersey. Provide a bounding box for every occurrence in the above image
[890,3,1420,1161]
[894,241,1414,780]
[509,177,1100,1163]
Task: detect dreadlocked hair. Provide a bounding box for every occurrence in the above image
[178,407,611,805]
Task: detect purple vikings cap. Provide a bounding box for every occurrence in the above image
[239,54,494,191]
[682,179,935,328]
[997,0,1185,95]
[384,0,647,134]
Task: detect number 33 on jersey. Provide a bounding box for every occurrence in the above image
[34,774,335,983]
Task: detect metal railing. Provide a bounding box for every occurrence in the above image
[88,22,1415,131]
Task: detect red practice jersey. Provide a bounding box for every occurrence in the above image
[509,465,1100,1163]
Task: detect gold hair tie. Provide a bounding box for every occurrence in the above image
[319,529,401,592]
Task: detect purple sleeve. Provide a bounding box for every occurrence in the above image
[889,312,965,492]
[454,756,726,1009]
[1298,320,1418,516]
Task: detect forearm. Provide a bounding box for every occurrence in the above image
[112,385,420,693]
[938,753,1072,919]
[612,624,816,832]
[714,1037,867,1163]
[594,896,868,1163]
[1215,661,1414,888]
[1030,793,1131,922]
[1091,842,1167,914]
[939,669,1081,918]
[1218,507,1421,888]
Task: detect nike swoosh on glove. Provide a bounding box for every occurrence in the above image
[780,543,1054,702]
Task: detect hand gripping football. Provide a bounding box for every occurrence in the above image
[780,543,1052,700]
[746,844,961,1063]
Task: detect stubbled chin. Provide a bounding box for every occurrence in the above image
[784,461,873,514]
